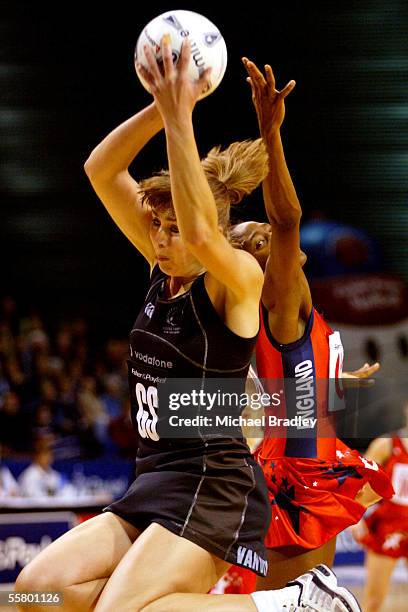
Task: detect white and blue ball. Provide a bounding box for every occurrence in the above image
[135,10,227,99]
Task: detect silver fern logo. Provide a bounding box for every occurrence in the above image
[144,302,155,318]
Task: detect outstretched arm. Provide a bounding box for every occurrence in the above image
[138,37,263,303]
[84,103,163,265]
[243,59,299,228]
[351,436,392,535]
[243,59,312,341]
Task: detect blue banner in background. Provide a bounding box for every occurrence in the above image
[2,458,134,501]
[0,512,76,584]
[333,528,365,566]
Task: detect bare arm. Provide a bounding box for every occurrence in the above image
[364,436,392,466]
[164,112,264,299]
[243,59,312,341]
[84,102,163,264]
[138,38,264,303]
[352,436,392,524]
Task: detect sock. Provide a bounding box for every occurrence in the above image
[251,585,301,612]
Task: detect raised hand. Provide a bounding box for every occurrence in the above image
[242,58,295,139]
[341,361,380,389]
[342,361,380,380]
[136,35,212,124]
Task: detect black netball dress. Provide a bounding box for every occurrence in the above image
[105,265,271,576]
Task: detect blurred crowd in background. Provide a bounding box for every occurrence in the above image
[0,295,137,464]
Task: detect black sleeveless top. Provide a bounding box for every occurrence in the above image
[128,265,257,457]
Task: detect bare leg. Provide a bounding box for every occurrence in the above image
[141,593,258,612]
[355,482,382,508]
[362,550,396,612]
[15,512,140,612]
[256,538,337,589]
[94,522,260,612]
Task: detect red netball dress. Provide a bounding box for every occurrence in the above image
[256,304,393,552]
[361,436,408,558]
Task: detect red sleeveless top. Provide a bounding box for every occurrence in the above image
[256,305,344,461]
[385,436,408,508]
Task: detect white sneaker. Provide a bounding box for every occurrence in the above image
[287,564,361,611]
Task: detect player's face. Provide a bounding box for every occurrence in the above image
[231,221,307,271]
[149,209,203,277]
[231,222,271,270]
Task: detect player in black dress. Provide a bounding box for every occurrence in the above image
[15,37,360,612]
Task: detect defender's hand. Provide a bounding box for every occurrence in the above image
[242,58,295,138]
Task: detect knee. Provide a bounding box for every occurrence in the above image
[14,566,49,612]
[15,565,40,593]
[15,559,60,593]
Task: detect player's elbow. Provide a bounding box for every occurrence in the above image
[275,209,302,230]
[83,147,113,184]
[83,154,100,182]
[83,155,118,191]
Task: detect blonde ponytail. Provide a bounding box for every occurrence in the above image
[202,138,268,205]
[139,138,268,230]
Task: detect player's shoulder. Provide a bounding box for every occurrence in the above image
[366,436,393,465]
[207,248,263,298]
[237,249,264,281]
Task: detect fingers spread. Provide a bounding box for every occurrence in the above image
[136,62,155,88]
[242,58,266,88]
[143,44,162,82]
[198,66,212,95]
[362,363,380,377]
[161,34,175,77]
[178,38,191,73]
[281,79,296,99]
[264,64,276,89]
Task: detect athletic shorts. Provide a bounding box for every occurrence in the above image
[105,446,271,576]
[361,501,408,558]
[257,441,394,552]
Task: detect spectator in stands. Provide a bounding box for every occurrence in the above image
[0,296,130,459]
[108,398,138,459]
[0,464,20,499]
[0,390,31,456]
[0,295,19,335]
[100,372,124,420]
[0,362,11,397]
[4,356,27,396]
[77,375,109,448]
[0,444,20,499]
[18,446,63,498]
[31,403,58,450]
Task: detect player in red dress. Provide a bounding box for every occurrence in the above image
[225,58,393,592]
[351,402,408,612]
